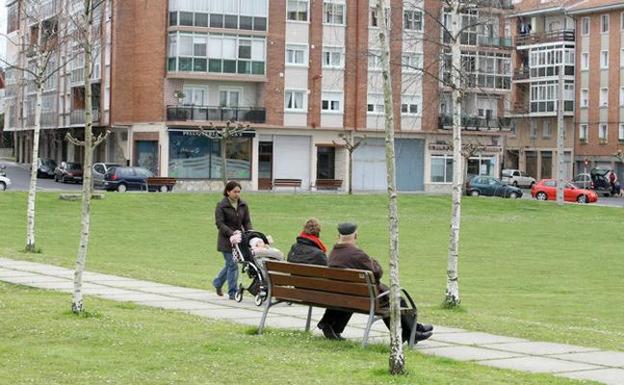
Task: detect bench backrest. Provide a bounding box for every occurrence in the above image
[273,178,302,186]
[264,260,380,313]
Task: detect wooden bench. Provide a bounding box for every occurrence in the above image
[258,261,419,347]
[146,177,177,192]
[315,179,343,190]
[272,178,302,192]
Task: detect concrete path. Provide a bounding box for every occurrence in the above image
[1,258,622,385]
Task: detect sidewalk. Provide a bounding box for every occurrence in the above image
[1,257,622,385]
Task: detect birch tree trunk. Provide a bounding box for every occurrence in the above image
[445,0,462,307]
[221,133,228,185]
[72,0,94,313]
[555,66,565,205]
[25,18,46,253]
[348,130,354,195]
[376,0,404,375]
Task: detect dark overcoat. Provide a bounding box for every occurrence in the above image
[215,197,252,252]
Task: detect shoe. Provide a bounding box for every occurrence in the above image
[417,323,433,333]
[415,331,433,342]
[318,323,340,340]
[215,286,223,297]
[334,333,346,341]
[228,294,236,300]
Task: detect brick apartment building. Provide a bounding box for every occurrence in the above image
[4,0,514,192]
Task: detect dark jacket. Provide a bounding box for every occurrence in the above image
[329,243,384,290]
[287,237,328,266]
[215,197,252,252]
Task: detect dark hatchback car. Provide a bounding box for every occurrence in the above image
[572,168,614,196]
[466,175,523,199]
[54,162,83,183]
[103,166,154,192]
[36,158,57,178]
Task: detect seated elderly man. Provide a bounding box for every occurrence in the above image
[317,222,433,342]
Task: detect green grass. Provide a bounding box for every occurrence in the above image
[0,282,597,385]
[1,192,623,352]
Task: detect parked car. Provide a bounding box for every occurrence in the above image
[572,168,614,196]
[531,179,598,204]
[501,169,536,188]
[92,162,122,189]
[36,158,58,179]
[103,166,154,192]
[54,162,83,184]
[0,174,11,191]
[466,175,523,199]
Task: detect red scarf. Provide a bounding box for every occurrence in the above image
[299,232,327,253]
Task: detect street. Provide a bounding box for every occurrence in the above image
[0,161,82,192]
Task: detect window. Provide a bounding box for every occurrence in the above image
[431,155,453,183]
[368,51,382,70]
[323,1,345,25]
[404,10,423,32]
[168,131,252,180]
[599,123,608,141]
[543,121,551,138]
[621,87,624,106]
[620,124,624,141]
[323,47,344,68]
[401,95,420,115]
[579,124,588,141]
[581,89,589,107]
[402,52,422,72]
[367,94,384,114]
[316,146,336,179]
[321,92,343,112]
[601,50,609,68]
[219,89,241,107]
[601,14,609,33]
[622,49,624,67]
[621,12,624,30]
[582,17,589,35]
[183,86,208,106]
[530,121,537,138]
[285,90,306,111]
[369,7,389,28]
[581,52,589,70]
[600,88,608,107]
[285,44,307,66]
[287,0,308,21]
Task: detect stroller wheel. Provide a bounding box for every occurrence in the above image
[235,290,243,302]
[254,293,266,306]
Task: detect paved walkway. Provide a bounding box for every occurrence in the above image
[1,258,623,385]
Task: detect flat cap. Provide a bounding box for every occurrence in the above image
[337,222,358,235]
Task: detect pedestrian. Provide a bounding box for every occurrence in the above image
[287,218,328,266]
[608,171,617,194]
[213,180,253,300]
[316,222,433,343]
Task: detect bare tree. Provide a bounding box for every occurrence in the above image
[375,0,405,375]
[66,0,109,314]
[199,121,252,185]
[332,131,365,194]
[1,0,75,252]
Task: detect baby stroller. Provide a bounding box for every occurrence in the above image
[231,230,274,306]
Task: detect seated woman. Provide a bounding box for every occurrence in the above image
[287,218,328,266]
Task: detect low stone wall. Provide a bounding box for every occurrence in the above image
[425,183,452,194]
[174,180,253,193]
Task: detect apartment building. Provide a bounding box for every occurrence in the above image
[568,0,624,181]
[4,0,512,192]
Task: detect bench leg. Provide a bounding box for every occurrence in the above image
[305,306,312,332]
[408,312,418,348]
[258,298,273,334]
[362,310,376,347]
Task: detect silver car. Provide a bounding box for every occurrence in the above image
[501,169,536,188]
[93,162,122,189]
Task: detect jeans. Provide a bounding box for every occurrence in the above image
[212,252,238,297]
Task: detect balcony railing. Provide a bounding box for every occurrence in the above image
[515,29,575,47]
[512,67,530,81]
[473,0,514,9]
[438,115,512,131]
[70,109,100,125]
[477,35,513,48]
[166,105,267,124]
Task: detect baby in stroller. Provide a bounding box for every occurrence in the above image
[231,230,283,305]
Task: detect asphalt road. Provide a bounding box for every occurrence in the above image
[2,159,623,207]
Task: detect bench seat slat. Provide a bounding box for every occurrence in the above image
[265,261,371,283]
[270,274,371,297]
[272,286,372,313]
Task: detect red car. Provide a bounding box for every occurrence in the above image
[531,179,598,204]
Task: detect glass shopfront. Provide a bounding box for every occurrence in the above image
[168,129,252,179]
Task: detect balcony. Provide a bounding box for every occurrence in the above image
[512,68,530,81]
[515,29,575,47]
[477,35,513,48]
[70,109,100,125]
[166,105,266,124]
[472,0,514,9]
[438,115,512,131]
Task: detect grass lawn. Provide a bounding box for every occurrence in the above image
[0,282,599,385]
[0,192,623,352]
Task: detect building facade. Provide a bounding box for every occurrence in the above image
[4,0,514,192]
